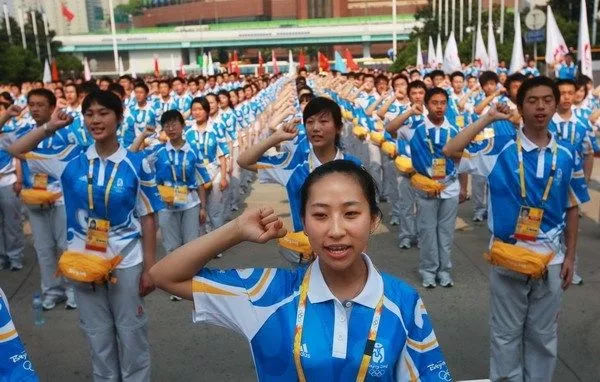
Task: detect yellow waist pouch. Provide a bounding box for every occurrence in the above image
[20,189,62,205]
[157,185,175,204]
[484,240,554,279]
[352,125,369,140]
[410,173,446,195]
[381,141,397,158]
[394,156,415,176]
[369,131,385,146]
[278,231,314,264]
[57,251,123,284]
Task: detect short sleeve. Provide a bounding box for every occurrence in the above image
[195,161,211,184]
[25,143,82,180]
[256,151,292,186]
[395,293,451,381]
[567,151,590,208]
[134,156,165,216]
[458,121,513,177]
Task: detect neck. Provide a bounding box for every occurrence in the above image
[313,145,337,164]
[95,138,120,159]
[319,257,368,302]
[428,115,443,126]
[170,137,184,148]
[557,107,572,119]
[522,125,550,147]
[195,120,207,129]
[138,100,146,107]
[69,101,79,108]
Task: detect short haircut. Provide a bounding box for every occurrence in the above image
[99,76,113,84]
[450,71,464,81]
[391,74,409,89]
[430,70,445,79]
[27,88,56,107]
[133,81,149,93]
[555,78,577,90]
[108,83,125,98]
[375,74,388,84]
[82,90,124,120]
[64,83,80,95]
[504,73,526,91]
[0,92,14,104]
[191,96,210,114]
[160,109,184,127]
[516,76,560,108]
[171,77,184,85]
[575,76,589,98]
[425,87,449,104]
[303,97,343,147]
[118,75,133,83]
[409,69,421,77]
[407,80,427,94]
[479,71,499,86]
[80,80,100,96]
[299,92,315,104]
[363,73,375,81]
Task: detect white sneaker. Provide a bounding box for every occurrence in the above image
[438,274,454,288]
[390,217,400,226]
[65,289,77,310]
[9,260,23,271]
[472,215,484,222]
[422,280,436,289]
[42,295,66,311]
[398,238,411,249]
[571,273,583,285]
[170,295,183,301]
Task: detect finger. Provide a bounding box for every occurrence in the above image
[260,213,278,227]
[259,206,275,218]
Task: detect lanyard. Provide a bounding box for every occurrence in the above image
[87,159,120,216]
[293,265,384,382]
[426,127,450,155]
[168,149,187,184]
[559,122,575,144]
[516,136,558,203]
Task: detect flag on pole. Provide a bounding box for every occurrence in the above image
[2,4,11,43]
[288,50,296,76]
[578,0,593,78]
[474,26,489,68]
[318,51,330,72]
[227,52,233,73]
[334,51,348,73]
[545,6,568,65]
[169,54,176,77]
[442,32,462,73]
[416,39,424,67]
[344,48,359,71]
[179,59,185,78]
[42,60,51,83]
[207,52,214,75]
[487,19,499,70]
[118,56,125,76]
[61,3,75,22]
[51,59,60,82]
[298,50,306,69]
[202,53,208,76]
[509,0,525,73]
[83,57,91,81]
[271,50,279,74]
[427,36,436,67]
[131,66,137,79]
[154,55,160,77]
[258,51,264,75]
[435,34,443,67]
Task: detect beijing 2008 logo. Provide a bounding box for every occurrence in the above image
[368,343,389,377]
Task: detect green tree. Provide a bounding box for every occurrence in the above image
[0,42,43,82]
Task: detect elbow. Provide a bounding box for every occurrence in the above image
[442,145,452,158]
[148,264,162,288]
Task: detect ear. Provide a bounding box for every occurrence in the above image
[370,215,381,234]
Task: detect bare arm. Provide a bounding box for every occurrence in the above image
[376,96,395,120]
[386,104,421,135]
[583,153,594,183]
[561,206,579,289]
[365,95,386,116]
[6,110,73,158]
[139,213,157,297]
[237,124,297,170]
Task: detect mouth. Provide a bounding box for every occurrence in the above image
[534,114,546,123]
[323,244,352,260]
[89,126,105,136]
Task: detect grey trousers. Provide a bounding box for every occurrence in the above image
[416,195,458,282]
[0,184,24,264]
[472,174,487,218]
[158,205,200,254]
[489,264,563,382]
[383,156,400,218]
[75,263,150,382]
[396,175,417,242]
[365,142,383,198]
[228,146,241,211]
[206,171,226,231]
[26,204,69,299]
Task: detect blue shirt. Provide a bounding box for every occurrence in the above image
[125,103,157,148]
[173,92,193,114]
[522,67,540,77]
[0,288,39,381]
[555,63,577,80]
[549,113,593,156]
[192,254,450,381]
[459,128,590,264]
[184,124,230,179]
[153,96,178,121]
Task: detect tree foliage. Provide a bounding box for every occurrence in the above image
[0,43,43,82]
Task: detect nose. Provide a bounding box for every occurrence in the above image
[327,214,345,240]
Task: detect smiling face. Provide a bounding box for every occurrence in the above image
[191,102,208,123]
[303,172,377,271]
[519,85,557,132]
[305,110,339,150]
[83,101,120,142]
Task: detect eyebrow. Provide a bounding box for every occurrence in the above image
[310,201,361,208]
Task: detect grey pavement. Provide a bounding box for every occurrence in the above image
[3,164,600,381]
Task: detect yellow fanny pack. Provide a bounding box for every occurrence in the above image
[381,141,397,158]
[369,131,385,146]
[20,189,62,205]
[57,251,123,284]
[410,173,446,196]
[352,125,369,139]
[157,185,175,204]
[278,231,314,264]
[484,240,554,279]
[394,156,415,175]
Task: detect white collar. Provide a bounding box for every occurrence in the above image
[307,253,384,309]
[552,111,578,124]
[308,148,343,168]
[166,140,191,152]
[518,127,556,152]
[85,144,127,163]
[424,115,450,130]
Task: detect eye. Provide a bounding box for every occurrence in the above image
[345,210,360,218]
[311,212,327,219]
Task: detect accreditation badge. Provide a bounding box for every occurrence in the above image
[203,159,209,165]
[456,115,464,128]
[174,185,188,206]
[85,218,110,252]
[33,173,48,190]
[514,206,544,241]
[431,158,446,180]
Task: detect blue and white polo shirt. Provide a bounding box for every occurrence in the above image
[184,123,230,180]
[124,103,157,148]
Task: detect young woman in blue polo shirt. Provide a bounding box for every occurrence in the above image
[7,90,163,382]
[150,160,450,381]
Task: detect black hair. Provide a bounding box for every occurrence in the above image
[27,88,56,107]
[505,73,526,91]
[430,70,445,80]
[64,83,80,95]
[363,73,375,81]
[171,77,184,85]
[80,80,100,96]
[297,85,314,95]
[409,69,421,77]
[575,76,589,98]
[555,78,577,90]
[303,97,343,148]
[516,76,560,108]
[188,78,198,85]
[449,71,464,81]
[108,83,125,98]
[82,90,124,121]
[191,96,210,114]
[158,79,170,87]
[0,92,14,104]
[300,159,382,220]
[118,75,133,83]
[134,81,149,93]
[425,87,449,104]
[479,71,499,87]
[299,92,315,104]
[578,74,593,85]
[407,80,427,94]
[99,76,113,84]
[217,89,231,107]
[391,74,409,89]
[160,109,185,127]
[375,74,388,84]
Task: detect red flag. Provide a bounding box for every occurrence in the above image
[61,3,74,22]
[154,55,159,77]
[258,51,264,75]
[233,51,240,75]
[298,50,306,70]
[272,50,279,75]
[51,59,60,82]
[179,60,186,78]
[344,48,359,71]
[318,51,330,72]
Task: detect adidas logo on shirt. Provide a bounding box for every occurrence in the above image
[300,343,310,358]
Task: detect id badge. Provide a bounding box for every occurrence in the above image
[456,115,465,128]
[432,158,446,179]
[174,185,188,206]
[514,206,544,241]
[203,159,209,165]
[33,173,48,190]
[85,218,110,252]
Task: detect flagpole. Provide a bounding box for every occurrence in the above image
[459,0,464,41]
[3,3,11,44]
[593,0,599,45]
[468,0,472,24]
[499,0,504,43]
[42,12,52,61]
[451,0,456,36]
[17,7,26,49]
[444,0,449,36]
[392,0,397,61]
[31,10,40,60]
[433,0,436,21]
[438,0,442,32]
[108,0,119,75]
[477,0,482,31]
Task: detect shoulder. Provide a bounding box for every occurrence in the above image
[379,272,421,319]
